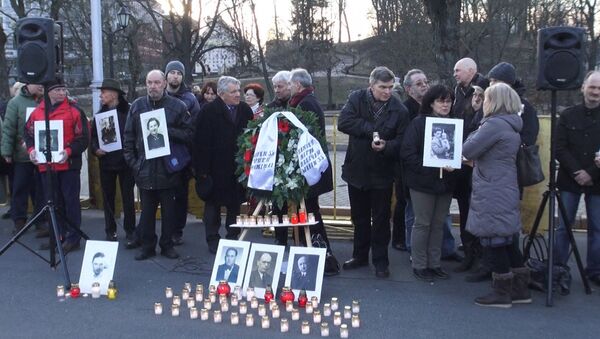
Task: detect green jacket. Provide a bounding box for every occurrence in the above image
[1,87,39,162]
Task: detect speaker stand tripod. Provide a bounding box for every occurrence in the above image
[0,83,88,289]
[523,90,592,306]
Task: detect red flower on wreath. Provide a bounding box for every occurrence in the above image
[244,165,251,176]
[251,133,259,145]
[278,119,290,133]
[244,150,252,162]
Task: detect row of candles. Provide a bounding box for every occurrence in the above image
[56,281,117,300]
[155,282,360,337]
[235,210,316,226]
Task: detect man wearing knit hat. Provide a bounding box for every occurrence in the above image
[24,78,90,252]
[165,60,199,246]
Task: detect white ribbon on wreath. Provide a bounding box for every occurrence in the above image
[247,111,328,191]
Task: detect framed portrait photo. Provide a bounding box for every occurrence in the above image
[94,109,122,152]
[34,120,63,164]
[78,240,119,295]
[242,243,285,299]
[284,246,326,301]
[209,239,251,289]
[423,117,464,169]
[140,108,170,160]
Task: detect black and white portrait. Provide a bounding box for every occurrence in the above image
[79,240,119,295]
[423,117,464,169]
[34,120,63,163]
[242,243,285,299]
[140,108,171,159]
[284,246,327,301]
[94,109,122,153]
[209,240,250,288]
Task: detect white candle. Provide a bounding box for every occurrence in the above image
[292,308,300,321]
[189,307,198,319]
[340,324,349,338]
[258,304,266,316]
[203,298,212,310]
[323,303,331,317]
[308,213,316,223]
[246,314,254,327]
[333,312,342,326]
[351,300,360,313]
[269,300,277,310]
[182,288,190,300]
[195,292,203,302]
[250,297,259,309]
[246,287,255,301]
[305,303,314,314]
[209,285,216,293]
[321,322,330,337]
[213,310,222,323]
[343,306,352,319]
[311,296,319,308]
[282,215,290,224]
[230,312,239,325]
[261,315,270,329]
[231,294,239,306]
[331,298,339,311]
[313,310,322,323]
[56,285,65,298]
[280,318,289,332]
[165,287,173,299]
[301,321,310,334]
[209,292,216,303]
[221,301,229,312]
[286,301,294,312]
[187,298,195,308]
[171,305,180,317]
[196,284,204,298]
[351,315,360,328]
[91,283,101,299]
[172,295,181,306]
[200,308,209,321]
[239,301,248,314]
[154,302,163,315]
[272,305,280,318]
[184,282,192,291]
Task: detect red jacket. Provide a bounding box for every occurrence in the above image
[25,98,90,172]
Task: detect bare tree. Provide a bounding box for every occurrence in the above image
[249,0,273,97]
[422,0,461,84]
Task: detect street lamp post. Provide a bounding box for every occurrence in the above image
[105,5,131,78]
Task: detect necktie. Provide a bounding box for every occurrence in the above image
[228,105,237,121]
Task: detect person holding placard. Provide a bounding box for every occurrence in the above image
[90,78,135,243]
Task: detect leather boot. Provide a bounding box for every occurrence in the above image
[474,272,513,308]
[511,267,532,304]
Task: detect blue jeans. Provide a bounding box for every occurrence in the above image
[405,199,456,256]
[554,191,600,277]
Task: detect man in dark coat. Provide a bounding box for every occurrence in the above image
[215,247,240,282]
[194,76,253,254]
[90,78,136,243]
[248,252,273,288]
[291,255,316,290]
[165,60,201,246]
[123,70,193,260]
[266,70,292,109]
[555,70,600,286]
[338,66,410,278]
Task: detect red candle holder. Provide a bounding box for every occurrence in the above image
[217,280,231,297]
[297,289,308,308]
[280,287,295,304]
[264,284,274,303]
[70,283,81,298]
[290,213,299,224]
[298,210,307,223]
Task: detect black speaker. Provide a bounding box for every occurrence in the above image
[537,26,586,90]
[15,17,62,84]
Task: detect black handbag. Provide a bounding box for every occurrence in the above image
[516,144,545,187]
[163,142,191,173]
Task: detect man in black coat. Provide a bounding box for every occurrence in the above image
[90,78,135,243]
[266,70,292,109]
[338,66,410,278]
[194,76,253,254]
[123,70,193,261]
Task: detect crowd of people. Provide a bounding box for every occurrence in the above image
[1,56,599,309]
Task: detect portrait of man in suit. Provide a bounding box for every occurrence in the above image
[291,255,316,290]
[248,252,273,288]
[216,247,240,283]
[146,117,165,150]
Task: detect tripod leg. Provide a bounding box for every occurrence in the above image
[524,191,549,258]
[48,204,72,289]
[556,192,592,294]
[0,204,51,256]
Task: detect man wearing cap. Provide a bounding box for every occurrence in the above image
[1,83,45,236]
[165,60,200,246]
[123,70,193,261]
[90,78,136,244]
[24,78,90,252]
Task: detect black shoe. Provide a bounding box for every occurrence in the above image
[161,248,180,259]
[342,257,369,270]
[35,228,50,238]
[465,267,492,283]
[588,274,600,286]
[413,268,434,282]
[429,267,450,280]
[172,236,184,246]
[441,252,463,262]
[324,253,340,276]
[126,239,140,250]
[392,242,408,251]
[62,242,81,253]
[375,267,390,278]
[135,250,156,261]
[106,232,117,241]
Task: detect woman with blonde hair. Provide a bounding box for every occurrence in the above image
[462,83,531,308]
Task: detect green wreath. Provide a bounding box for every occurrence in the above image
[235,107,326,209]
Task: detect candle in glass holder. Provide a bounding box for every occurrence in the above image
[246,314,254,327]
[301,321,310,334]
[290,213,299,224]
[182,288,190,300]
[311,296,319,308]
[56,285,65,298]
[272,305,280,318]
[258,304,266,316]
[333,312,342,326]
[313,310,322,323]
[280,318,289,332]
[213,310,223,323]
[203,298,212,310]
[286,301,294,312]
[236,215,243,225]
[321,322,330,337]
[351,300,360,313]
[195,292,202,302]
[233,285,241,299]
[230,312,239,325]
[209,292,216,303]
[305,303,314,314]
[331,298,339,311]
[269,300,277,310]
[246,287,255,301]
[209,285,216,293]
[196,284,204,296]
[282,215,290,224]
[186,297,195,308]
[231,294,239,306]
[243,215,250,226]
[250,297,259,309]
[165,287,173,299]
[189,307,198,319]
[219,295,228,305]
[340,324,349,338]
[272,215,280,225]
[351,315,360,328]
[261,315,270,329]
[239,301,248,314]
[308,213,316,223]
[171,304,180,317]
[91,282,101,299]
[154,302,163,315]
[250,216,257,225]
[323,303,332,316]
[291,308,300,321]
[184,282,191,291]
[257,216,264,226]
[200,308,209,321]
[173,295,181,306]
[343,306,352,319]
[299,209,307,223]
[221,301,229,312]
